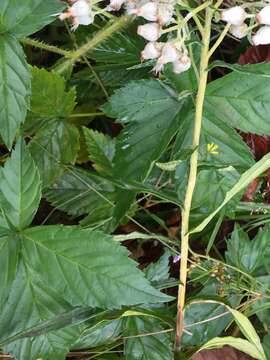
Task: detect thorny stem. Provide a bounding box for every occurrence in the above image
[56,14,131,74]
[175,6,213,353]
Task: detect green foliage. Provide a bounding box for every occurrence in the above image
[0,139,41,230]
[0,35,30,148]
[2,4,270,359]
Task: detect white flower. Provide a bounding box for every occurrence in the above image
[172,54,191,74]
[159,42,179,63]
[252,26,270,45]
[137,23,161,41]
[229,23,248,39]
[220,6,247,26]
[106,0,126,11]
[141,42,163,60]
[256,6,270,25]
[130,2,158,21]
[157,4,174,25]
[59,0,93,30]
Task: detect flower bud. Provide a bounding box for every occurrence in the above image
[141,42,163,60]
[130,2,158,21]
[172,55,191,74]
[106,0,125,11]
[229,23,248,39]
[220,6,247,26]
[252,26,270,46]
[137,23,161,42]
[256,6,270,25]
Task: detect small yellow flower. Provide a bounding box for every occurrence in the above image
[207,142,219,155]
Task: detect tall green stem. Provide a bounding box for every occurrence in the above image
[175,7,213,353]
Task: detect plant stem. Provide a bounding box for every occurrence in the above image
[56,15,131,74]
[175,7,213,353]
[20,37,72,57]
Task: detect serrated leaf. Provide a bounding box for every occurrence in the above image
[0,0,65,37]
[31,67,76,118]
[124,316,173,360]
[29,120,80,186]
[0,233,19,309]
[0,261,79,360]
[145,250,171,283]
[83,127,115,176]
[204,63,270,136]
[88,22,143,64]
[73,318,123,349]
[189,167,240,227]
[173,104,254,171]
[21,226,173,308]
[102,80,183,182]
[226,225,270,274]
[0,139,41,230]
[191,152,270,234]
[45,167,115,231]
[0,35,30,148]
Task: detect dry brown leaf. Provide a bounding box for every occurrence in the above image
[192,346,254,360]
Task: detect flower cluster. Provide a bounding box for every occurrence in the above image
[220,5,270,46]
[130,0,191,74]
[58,1,270,77]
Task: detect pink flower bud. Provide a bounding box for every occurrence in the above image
[172,55,191,74]
[252,26,270,46]
[141,42,163,60]
[137,23,161,42]
[256,6,270,26]
[106,0,125,11]
[130,2,158,21]
[220,6,247,26]
[229,23,248,39]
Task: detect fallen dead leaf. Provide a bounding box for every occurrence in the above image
[192,346,254,360]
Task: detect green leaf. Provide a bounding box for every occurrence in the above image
[73,318,123,349]
[83,127,115,176]
[205,63,270,135]
[0,35,30,148]
[88,22,143,64]
[191,152,270,234]
[226,225,270,274]
[0,233,19,309]
[30,67,76,118]
[263,333,270,359]
[199,337,263,360]
[0,139,41,230]
[102,80,183,182]
[145,250,172,283]
[45,167,115,230]
[173,104,254,171]
[182,299,232,347]
[21,226,173,308]
[124,316,173,360]
[0,0,65,37]
[229,308,266,359]
[28,120,80,186]
[0,261,79,360]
